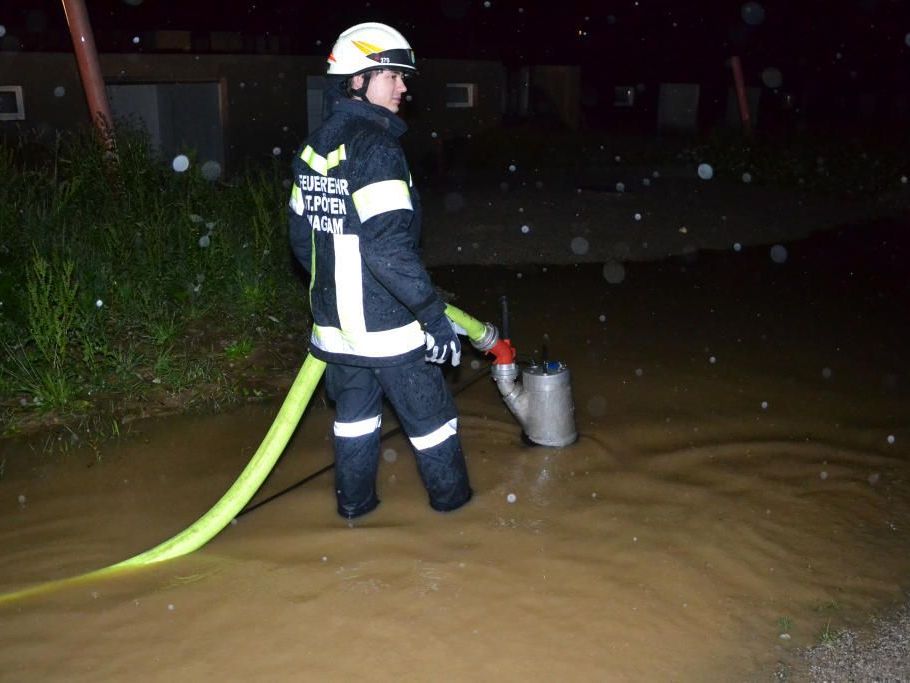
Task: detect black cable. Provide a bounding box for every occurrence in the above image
[236,363,494,518]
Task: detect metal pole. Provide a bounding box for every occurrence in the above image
[61,0,116,151]
[730,55,752,136]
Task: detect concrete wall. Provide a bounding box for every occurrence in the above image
[0,52,506,175]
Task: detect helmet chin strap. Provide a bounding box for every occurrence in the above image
[346,71,374,102]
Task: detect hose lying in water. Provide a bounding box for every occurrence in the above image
[0,354,327,605]
[0,304,490,605]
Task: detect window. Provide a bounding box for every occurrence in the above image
[446,83,477,109]
[0,86,25,121]
[613,86,635,108]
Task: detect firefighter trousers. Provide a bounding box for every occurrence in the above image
[325,358,473,519]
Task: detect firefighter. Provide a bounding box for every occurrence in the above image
[289,22,473,519]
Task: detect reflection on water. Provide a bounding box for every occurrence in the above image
[1,224,908,681]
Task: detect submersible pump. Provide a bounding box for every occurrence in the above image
[465,296,577,447]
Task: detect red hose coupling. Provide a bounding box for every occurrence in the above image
[489,338,517,365]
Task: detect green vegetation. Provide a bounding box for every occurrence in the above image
[0,126,310,442]
[777,615,794,635]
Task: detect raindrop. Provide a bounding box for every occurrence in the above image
[901,176,908,185]
[598,314,606,322]
[905,33,910,47]
[198,234,211,248]
[382,449,397,463]
[761,67,782,89]
[507,493,517,503]
[614,155,622,162]
[634,213,642,221]
[820,471,828,480]
[570,236,590,255]
[887,435,896,445]
[508,164,517,172]
[615,181,625,192]
[520,224,530,234]
[697,163,714,180]
[123,0,144,5]
[652,170,660,179]
[741,1,765,26]
[742,172,752,183]
[733,242,742,252]
[171,155,190,173]
[431,131,438,138]
[132,36,140,44]
[469,359,481,370]
[53,86,66,97]
[760,400,769,410]
[769,244,788,264]
[483,1,491,7]
[167,603,175,611]
[0,26,5,39]
[868,472,880,485]
[709,356,716,364]
[821,367,832,379]
[603,261,626,285]
[201,160,221,181]
[272,146,281,156]
[642,178,651,187]
[635,368,643,377]
[95,299,104,308]
[17,494,26,505]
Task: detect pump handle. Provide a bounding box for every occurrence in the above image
[500,295,510,339]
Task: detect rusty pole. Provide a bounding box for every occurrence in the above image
[730,55,752,136]
[61,0,117,152]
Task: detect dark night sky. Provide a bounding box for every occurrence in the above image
[3,1,910,89]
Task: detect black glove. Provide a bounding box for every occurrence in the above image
[423,313,461,366]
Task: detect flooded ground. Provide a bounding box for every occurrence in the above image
[1,221,908,681]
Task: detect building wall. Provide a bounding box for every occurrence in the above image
[0,52,506,175]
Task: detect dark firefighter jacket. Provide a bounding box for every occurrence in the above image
[288,94,445,367]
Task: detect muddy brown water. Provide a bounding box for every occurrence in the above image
[2,223,908,681]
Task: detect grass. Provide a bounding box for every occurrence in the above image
[0,125,311,444]
[818,619,842,647]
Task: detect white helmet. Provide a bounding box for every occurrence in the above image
[327,22,417,76]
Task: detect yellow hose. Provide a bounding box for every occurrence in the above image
[0,354,327,605]
[444,304,487,342]
[1,306,486,605]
